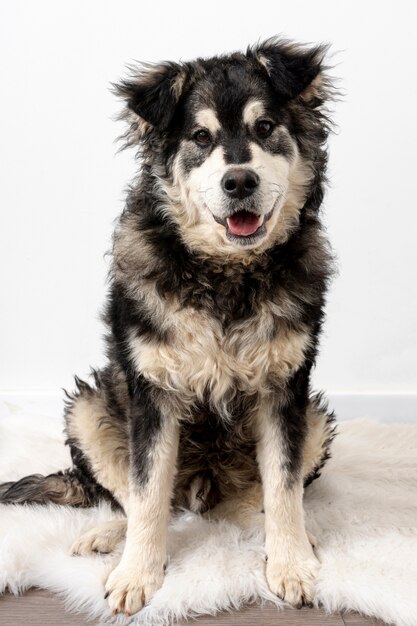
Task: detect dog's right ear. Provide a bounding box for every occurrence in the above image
[114,61,189,132]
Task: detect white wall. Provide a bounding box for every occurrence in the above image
[1,0,417,400]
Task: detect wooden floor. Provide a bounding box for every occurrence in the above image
[0,589,387,625]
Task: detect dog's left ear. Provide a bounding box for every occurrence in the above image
[115,61,189,131]
[251,38,328,102]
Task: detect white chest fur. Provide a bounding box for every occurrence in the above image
[129,299,310,408]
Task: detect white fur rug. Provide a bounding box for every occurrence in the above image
[1,404,417,626]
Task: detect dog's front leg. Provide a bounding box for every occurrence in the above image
[105,383,179,616]
[255,382,320,608]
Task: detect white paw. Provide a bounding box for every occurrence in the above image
[104,561,164,616]
[70,520,127,556]
[266,542,320,608]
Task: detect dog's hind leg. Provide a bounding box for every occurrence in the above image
[65,368,132,554]
[70,519,127,555]
[64,367,130,510]
[0,366,130,513]
[64,367,134,556]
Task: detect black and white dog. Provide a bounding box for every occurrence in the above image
[1,38,336,615]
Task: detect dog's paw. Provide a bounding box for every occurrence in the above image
[104,561,164,616]
[266,544,320,608]
[70,520,127,556]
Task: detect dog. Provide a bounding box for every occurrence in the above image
[1,38,337,615]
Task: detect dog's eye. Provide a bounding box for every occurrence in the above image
[255,120,274,139]
[193,129,212,147]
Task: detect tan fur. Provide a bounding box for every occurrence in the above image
[70,519,127,556]
[112,213,160,295]
[118,107,152,145]
[303,400,334,478]
[171,71,187,100]
[105,411,180,615]
[66,394,129,508]
[129,306,311,413]
[242,100,265,126]
[256,52,272,74]
[195,108,221,134]
[301,74,323,103]
[187,474,212,513]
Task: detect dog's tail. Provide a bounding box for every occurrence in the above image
[0,468,104,507]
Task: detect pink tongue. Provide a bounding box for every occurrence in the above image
[227,211,261,236]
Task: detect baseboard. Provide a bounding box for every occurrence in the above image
[0,391,416,423]
[327,392,417,423]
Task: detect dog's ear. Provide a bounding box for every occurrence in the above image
[115,61,189,131]
[250,38,328,102]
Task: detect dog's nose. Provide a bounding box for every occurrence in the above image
[221,169,260,200]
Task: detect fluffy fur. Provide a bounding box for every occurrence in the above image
[1,38,338,614]
[1,410,417,626]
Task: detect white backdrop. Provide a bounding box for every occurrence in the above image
[1,1,417,408]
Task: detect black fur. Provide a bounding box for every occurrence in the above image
[129,376,164,486]
[117,61,187,129]
[1,38,336,518]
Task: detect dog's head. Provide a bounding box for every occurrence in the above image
[116,39,332,256]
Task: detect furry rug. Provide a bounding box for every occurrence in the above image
[1,404,417,626]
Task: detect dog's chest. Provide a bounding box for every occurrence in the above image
[129,303,309,403]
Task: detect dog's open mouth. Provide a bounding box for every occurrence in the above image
[226,211,263,237]
[214,209,273,244]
